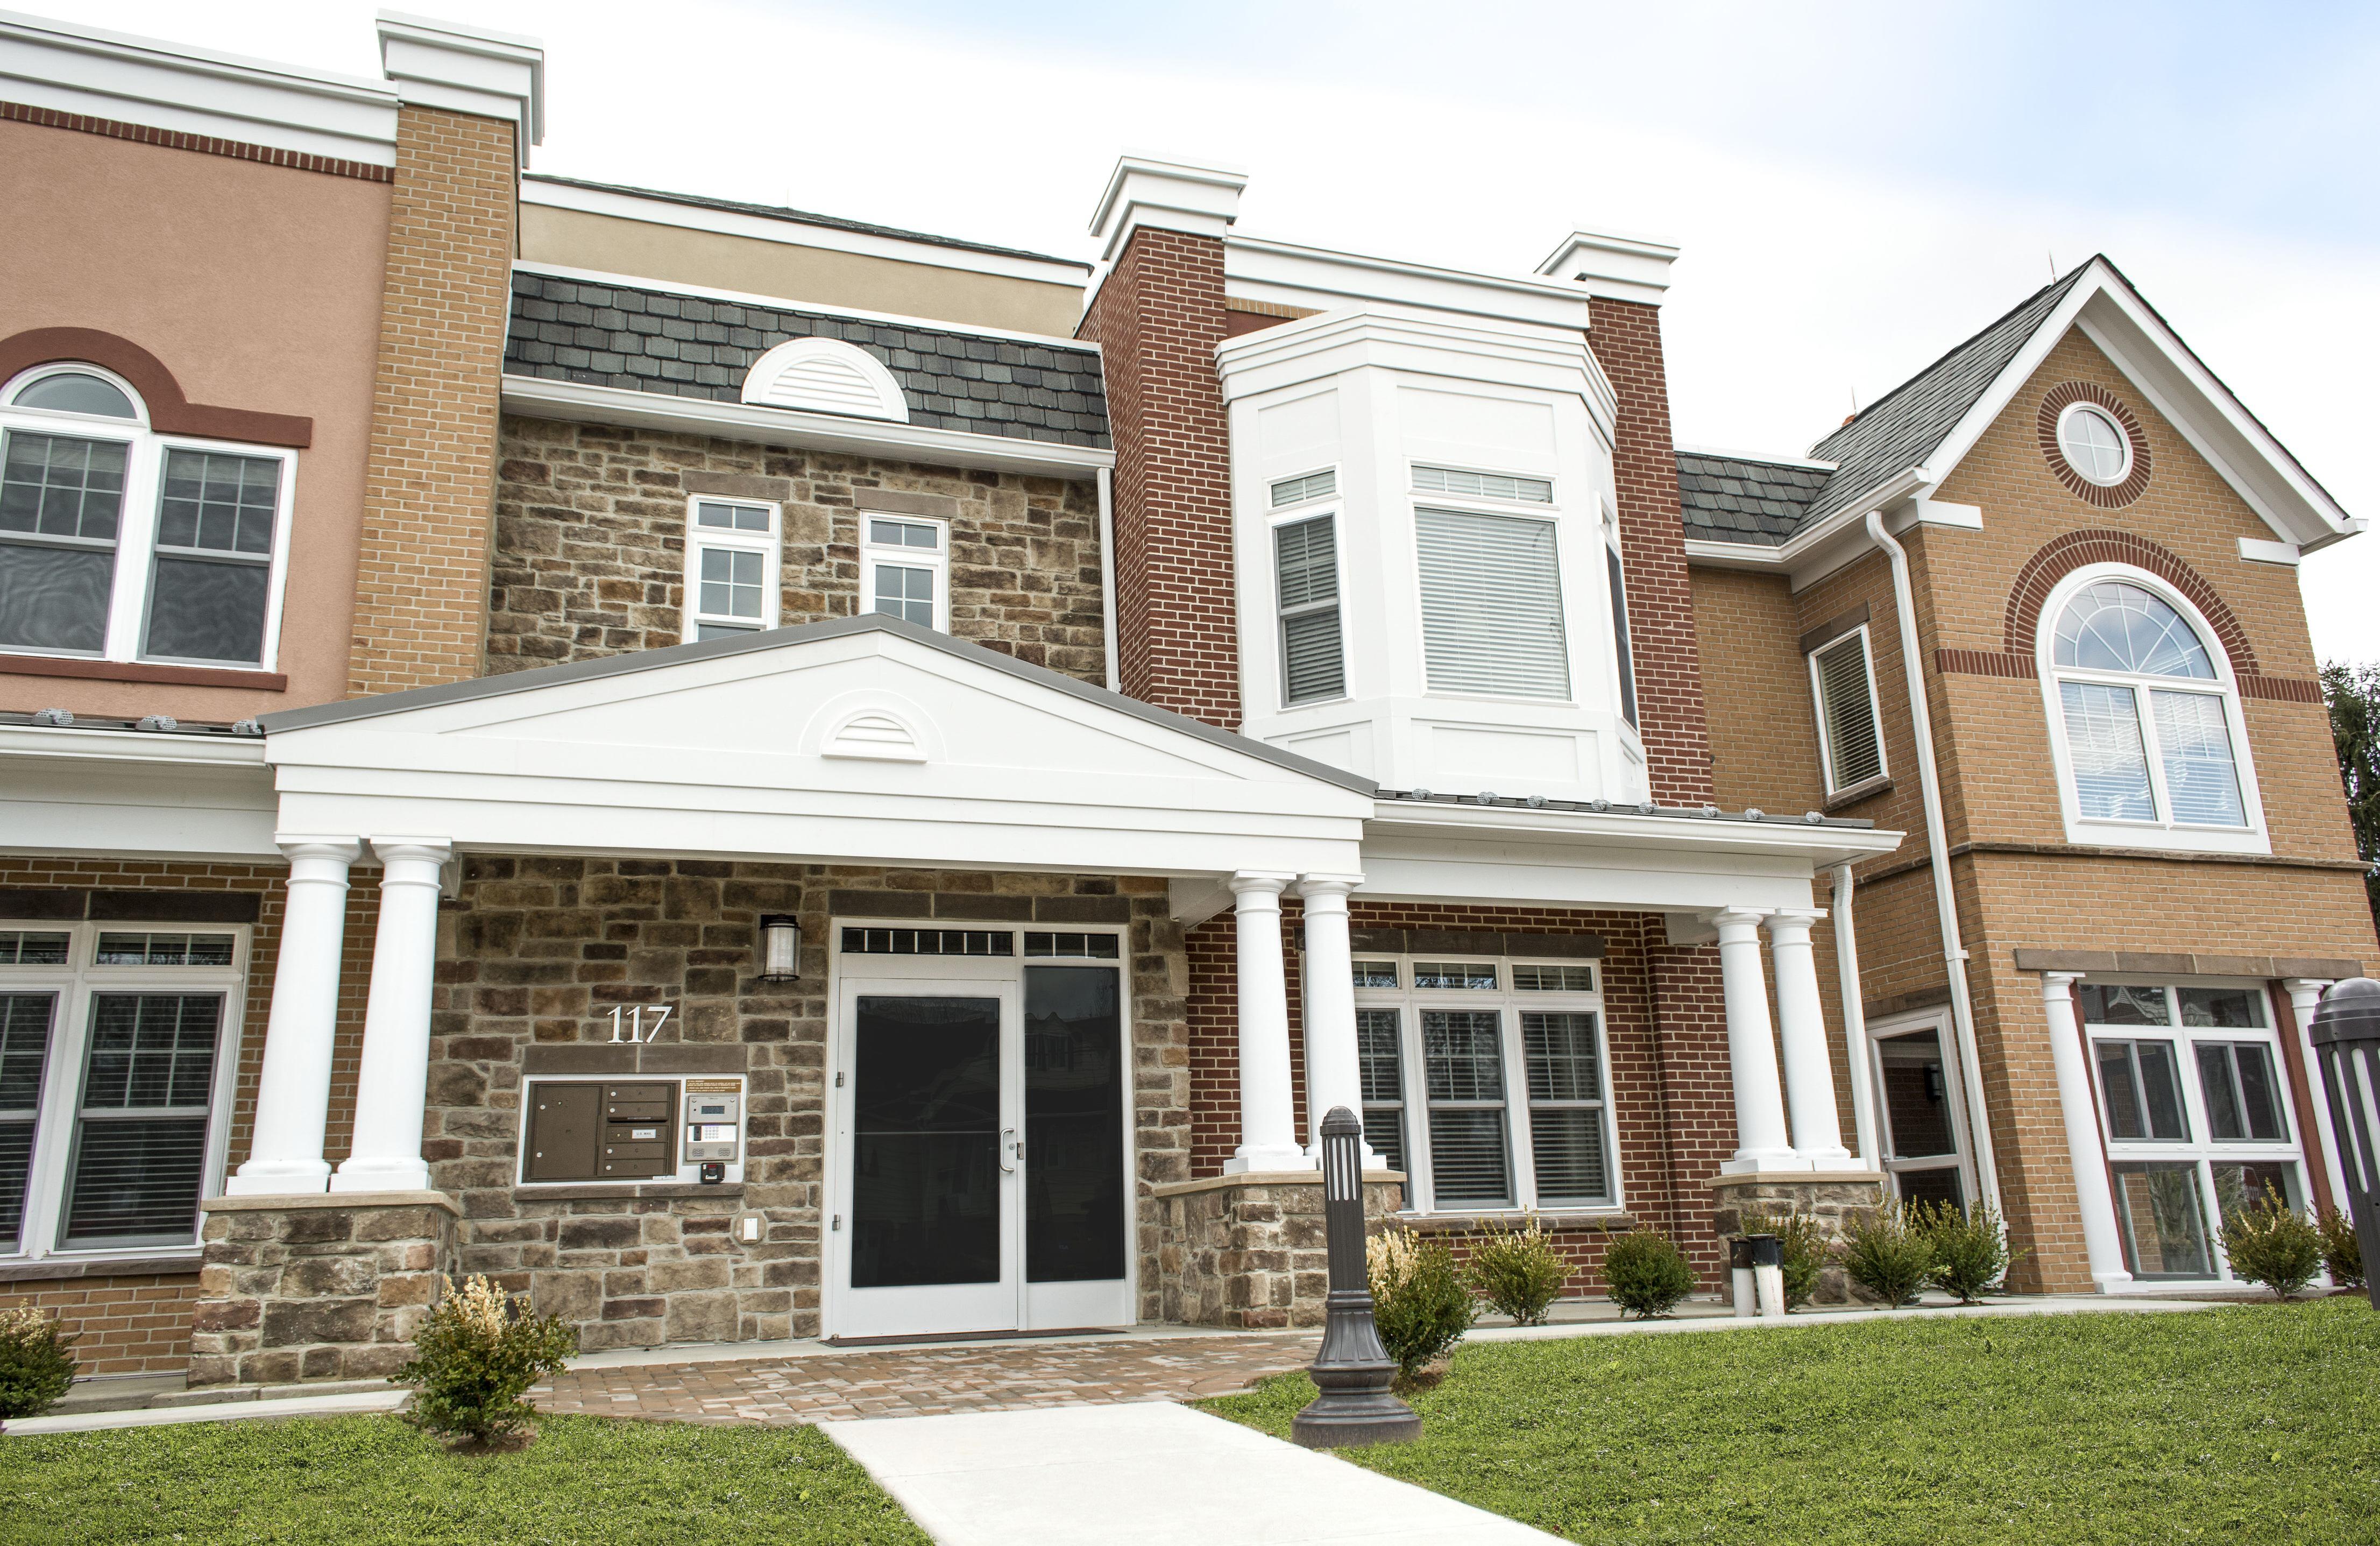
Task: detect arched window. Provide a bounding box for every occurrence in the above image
[2041,570,2262,849]
[0,363,291,670]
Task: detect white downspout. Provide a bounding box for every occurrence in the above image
[1865,510,2003,1215]
[1832,861,1879,1171]
[1096,466,1120,691]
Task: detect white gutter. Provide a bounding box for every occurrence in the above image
[1097,466,1121,691]
[1831,860,1878,1170]
[1864,509,2002,1216]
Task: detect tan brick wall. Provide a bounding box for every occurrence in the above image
[1691,568,1824,815]
[7,1273,200,1376]
[346,105,519,698]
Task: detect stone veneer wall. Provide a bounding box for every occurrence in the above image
[1710,1174,1885,1306]
[1155,1175,1407,1329]
[424,859,1189,1348]
[189,1195,459,1385]
[490,416,1107,683]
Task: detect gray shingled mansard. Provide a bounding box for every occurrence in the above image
[1674,450,1831,547]
[502,270,1111,448]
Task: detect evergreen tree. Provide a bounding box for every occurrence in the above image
[2322,661,2380,929]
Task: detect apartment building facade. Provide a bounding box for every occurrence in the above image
[0,11,2366,1388]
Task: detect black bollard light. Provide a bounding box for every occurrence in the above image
[2309,978,2380,1311]
[1291,1106,1421,1448]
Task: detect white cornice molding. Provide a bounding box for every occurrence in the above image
[0,8,399,165]
[521,177,1092,287]
[500,374,1113,481]
[1215,307,1616,437]
[1088,153,1248,264]
[1225,235,1595,334]
[374,11,543,164]
[1365,800,1903,868]
[1534,229,1680,307]
[0,723,268,767]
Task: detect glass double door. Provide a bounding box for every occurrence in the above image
[1872,1019,1974,1209]
[829,967,1128,1339]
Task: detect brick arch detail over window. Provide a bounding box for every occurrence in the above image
[0,327,311,448]
[2004,528,2258,673]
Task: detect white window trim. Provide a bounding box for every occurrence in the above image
[2080,977,2311,1287]
[1864,1006,1980,1209]
[2055,401,2134,487]
[1406,495,1579,706]
[681,495,782,643]
[1270,504,1348,710]
[0,919,251,1264]
[1,363,297,673]
[1807,623,1889,798]
[2035,563,2270,856]
[1269,467,1337,510]
[859,511,951,632]
[1353,953,1621,1218]
[1408,463,1556,506]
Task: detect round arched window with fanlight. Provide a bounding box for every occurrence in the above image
[2038,566,2264,852]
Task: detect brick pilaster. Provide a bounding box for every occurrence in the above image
[1589,297,1715,805]
[1076,229,1239,728]
[347,105,518,697]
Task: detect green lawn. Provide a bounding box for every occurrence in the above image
[1202,1298,2380,1545]
[0,1411,925,1545]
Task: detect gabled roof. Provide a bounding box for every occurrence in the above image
[503,270,1110,449]
[1675,450,1832,547]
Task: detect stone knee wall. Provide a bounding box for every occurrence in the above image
[1711,1174,1885,1305]
[427,859,1188,1349]
[1156,1175,1404,1329]
[189,1195,458,1386]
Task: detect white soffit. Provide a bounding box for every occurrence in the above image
[0,724,275,859]
[521,178,1093,288]
[0,8,399,165]
[1226,236,1595,335]
[260,616,1372,877]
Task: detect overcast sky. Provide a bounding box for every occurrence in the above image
[49,0,2380,665]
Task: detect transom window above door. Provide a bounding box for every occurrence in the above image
[2040,571,2263,852]
[0,363,294,670]
[862,515,948,631]
[682,497,780,641]
[1351,952,1616,1215]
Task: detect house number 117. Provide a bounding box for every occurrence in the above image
[607,1005,674,1043]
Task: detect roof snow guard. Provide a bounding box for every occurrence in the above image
[502,271,1109,448]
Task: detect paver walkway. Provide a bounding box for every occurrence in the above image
[823,1400,1560,1545]
[533,1332,1319,1425]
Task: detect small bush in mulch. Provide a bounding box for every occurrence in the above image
[2219,1187,2325,1300]
[1599,1227,1695,1319]
[1914,1198,2027,1304]
[0,1302,79,1426]
[1462,1215,1570,1326]
[1838,1199,1935,1307]
[1368,1227,1474,1378]
[391,1275,578,1450]
[2317,1205,2364,1289]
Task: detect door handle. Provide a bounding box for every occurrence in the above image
[1000,1127,1021,1172]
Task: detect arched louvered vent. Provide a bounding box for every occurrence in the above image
[823,710,926,761]
[741,337,911,423]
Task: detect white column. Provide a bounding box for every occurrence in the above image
[2041,971,2132,1290]
[331,839,452,1195]
[1767,909,1853,1166]
[1713,909,1801,1174]
[1226,871,1307,1173]
[2284,980,2350,1209]
[1831,863,1880,1170]
[227,837,362,1196]
[1296,873,1372,1163]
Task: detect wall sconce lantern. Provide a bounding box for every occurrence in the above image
[757,915,802,983]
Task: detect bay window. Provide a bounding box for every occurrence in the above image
[1,364,292,669]
[1414,506,1571,700]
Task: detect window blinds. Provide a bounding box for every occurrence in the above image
[1275,514,1343,703]
[1415,508,1570,699]
[1812,632,1885,792]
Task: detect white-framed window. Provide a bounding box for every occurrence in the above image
[1274,511,1343,705]
[1412,464,1553,505]
[0,921,249,1261]
[2038,566,2265,853]
[1414,505,1571,700]
[682,496,781,642]
[1353,954,1617,1215]
[1808,625,1887,796]
[2080,979,2308,1284]
[2057,403,2133,486]
[1,363,295,669]
[860,513,948,631]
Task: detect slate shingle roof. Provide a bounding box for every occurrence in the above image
[502,270,1110,449]
[1675,451,1831,547]
[1680,263,2091,547]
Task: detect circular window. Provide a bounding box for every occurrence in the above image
[2057,404,2130,485]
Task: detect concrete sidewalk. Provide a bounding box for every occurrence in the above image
[821,1400,1557,1545]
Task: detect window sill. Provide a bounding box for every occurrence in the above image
[0,653,286,691]
[1393,1209,1634,1233]
[1824,775,1892,811]
[0,1251,201,1282]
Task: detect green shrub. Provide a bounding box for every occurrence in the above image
[2317,1206,2364,1289]
[1914,1199,2027,1303]
[1463,1216,1570,1326]
[391,1275,578,1445]
[1839,1200,1935,1307]
[2219,1188,2324,1300]
[0,1303,79,1424]
[1737,1208,1825,1310]
[1366,1229,1474,1376]
[1599,1228,1695,1319]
